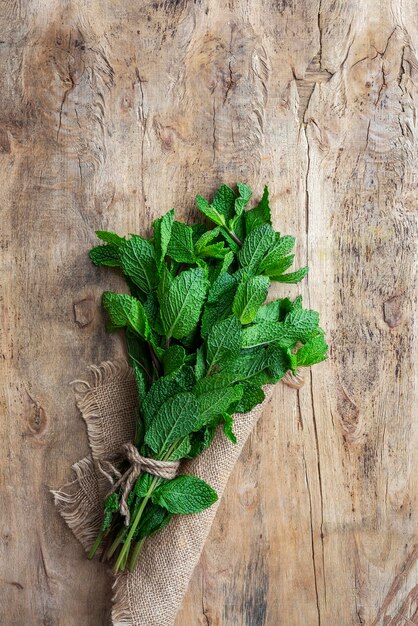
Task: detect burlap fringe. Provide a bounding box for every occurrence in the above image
[71,360,135,462]
[51,458,101,551]
[112,575,131,626]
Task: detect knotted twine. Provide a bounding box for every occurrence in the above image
[105,442,180,525]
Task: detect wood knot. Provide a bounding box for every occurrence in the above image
[383,294,404,328]
[74,297,95,328]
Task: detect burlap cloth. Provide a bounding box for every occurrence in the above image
[52,359,277,626]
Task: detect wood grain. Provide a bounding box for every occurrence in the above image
[0,1,416,625]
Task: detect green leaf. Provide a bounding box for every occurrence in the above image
[194,227,220,252]
[134,473,154,498]
[135,503,173,540]
[162,345,186,375]
[120,235,158,294]
[234,182,252,217]
[195,347,206,381]
[233,382,265,413]
[89,244,121,267]
[102,292,148,337]
[152,475,218,514]
[241,309,320,349]
[258,236,295,272]
[161,268,208,339]
[238,224,275,273]
[187,426,216,458]
[255,299,292,323]
[261,254,295,277]
[296,334,328,367]
[245,185,271,233]
[157,263,174,305]
[197,241,228,259]
[167,221,196,263]
[269,266,309,283]
[133,362,146,403]
[194,371,237,395]
[265,346,291,382]
[196,195,226,227]
[222,412,237,443]
[206,316,241,374]
[96,231,125,247]
[168,436,191,460]
[100,493,120,531]
[141,367,195,429]
[144,392,200,454]
[201,273,238,338]
[232,275,270,324]
[195,384,244,428]
[212,184,236,221]
[153,208,174,270]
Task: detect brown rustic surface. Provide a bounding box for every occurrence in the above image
[1,1,417,625]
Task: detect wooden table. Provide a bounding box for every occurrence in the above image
[1,2,417,625]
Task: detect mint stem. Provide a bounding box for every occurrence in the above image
[227,228,242,246]
[148,343,163,376]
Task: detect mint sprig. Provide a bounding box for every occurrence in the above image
[88,183,327,572]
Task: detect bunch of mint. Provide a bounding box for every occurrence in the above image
[87,183,327,573]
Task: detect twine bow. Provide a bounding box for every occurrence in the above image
[106,443,180,526]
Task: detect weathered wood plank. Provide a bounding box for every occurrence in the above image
[0,1,416,625]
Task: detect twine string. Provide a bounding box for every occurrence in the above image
[106,443,180,525]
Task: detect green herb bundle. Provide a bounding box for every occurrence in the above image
[87,183,327,573]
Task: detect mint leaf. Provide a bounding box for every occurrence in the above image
[153,209,174,270]
[96,231,125,247]
[265,345,291,382]
[258,236,295,272]
[161,268,208,339]
[206,316,241,374]
[245,185,271,233]
[132,362,146,404]
[195,347,206,381]
[201,273,238,337]
[233,382,265,413]
[296,334,328,367]
[212,184,236,221]
[167,221,196,263]
[270,266,309,283]
[232,276,270,324]
[261,254,295,278]
[234,182,252,217]
[157,263,174,304]
[255,298,292,323]
[162,345,186,375]
[144,392,199,454]
[241,309,320,349]
[188,426,216,458]
[102,292,148,337]
[238,224,275,273]
[89,244,121,267]
[167,435,191,460]
[152,475,218,514]
[120,235,158,294]
[197,241,228,259]
[194,227,220,252]
[222,412,237,444]
[141,367,194,429]
[196,195,226,227]
[195,384,243,428]
[100,493,120,531]
[135,503,172,540]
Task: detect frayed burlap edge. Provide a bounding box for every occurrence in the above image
[71,359,135,464]
[51,457,102,551]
